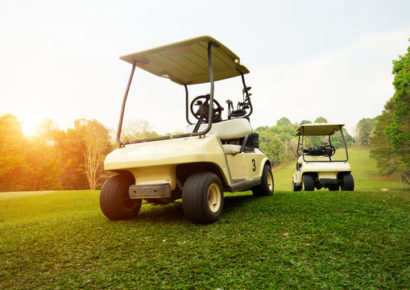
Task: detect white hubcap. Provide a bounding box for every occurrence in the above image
[207,183,221,213]
[267,171,273,191]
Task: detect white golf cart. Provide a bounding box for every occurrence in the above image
[100,36,274,224]
[292,124,354,191]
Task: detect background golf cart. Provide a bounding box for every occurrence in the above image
[292,123,354,191]
[101,36,273,224]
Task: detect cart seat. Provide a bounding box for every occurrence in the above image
[184,118,252,140]
[222,144,242,155]
[298,155,330,163]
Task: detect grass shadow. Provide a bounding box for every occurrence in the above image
[222,193,259,214]
[128,193,262,224]
[136,201,186,223]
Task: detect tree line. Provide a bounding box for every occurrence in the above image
[369,42,409,190]
[0,117,157,192]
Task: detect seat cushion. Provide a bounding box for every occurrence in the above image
[222,144,241,155]
[184,118,252,140]
[298,155,329,162]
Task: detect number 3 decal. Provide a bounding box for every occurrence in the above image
[252,159,256,171]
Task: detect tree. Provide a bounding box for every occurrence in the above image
[258,131,284,165]
[276,117,292,127]
[330,128,354,148]
[314,116,328,123]
[371,41,410,190]
[0,115,62,191]
[50,128,89,189]
[300,120,312,126]
[371,100,399,175]
[24,135,62,190]
[121,120,159,141]
[356,118,375,146]
[0,114,26,191]
[75,119,112,190]
[256,120,298,166]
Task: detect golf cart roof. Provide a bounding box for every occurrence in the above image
[120,36,249,85]
[296,123,344,136]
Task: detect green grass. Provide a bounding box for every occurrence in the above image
[274,147,403,191]
[1,190,409,288]
[0,148,408,288]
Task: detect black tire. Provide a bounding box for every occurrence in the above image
[252,164,274,197]
[328,184,339,191]
[100,174,141,220]
[341,174,354,191]
[292,180,302,192]
[182,172,224,224]
[302,175,315,191]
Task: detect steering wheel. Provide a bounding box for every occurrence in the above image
[321,144,336,157]
[190,94,224,122]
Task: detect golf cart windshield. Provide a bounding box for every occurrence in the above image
[296,124,349,162]
[116,36,252,146]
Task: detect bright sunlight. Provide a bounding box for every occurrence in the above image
[18,109,48,136]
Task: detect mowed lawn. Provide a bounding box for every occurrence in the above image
[0,148,409,288]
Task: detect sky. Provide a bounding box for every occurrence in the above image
[0,0,409,137]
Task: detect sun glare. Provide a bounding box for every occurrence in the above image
[19,113,47,137]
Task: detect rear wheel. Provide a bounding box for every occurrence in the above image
[100,174,141,220]
[293,180,302,192]
[341,174,354,191]
[252,164,274,197]
[182,172,224,224]
[302,175,315,191]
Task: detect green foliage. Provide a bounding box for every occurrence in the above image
[0,115,62,191]
[121,120,159,141]
[276,117,292,127]
[388,43,410,161]
[356,118,376,146]
[371,41,410,188]
[330,128,354,148]
[0,189,408,288]
[256,118,298,165]
[300,120,312,125]
[0,114,118,191]
[0,115,26,190]
[314,116,328,123]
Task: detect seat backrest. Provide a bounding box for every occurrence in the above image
[298,155,329,163]
[184,118,252,140]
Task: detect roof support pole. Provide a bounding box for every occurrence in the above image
[302,126,307,162]
[238,71,253,117]
[184,84,193,125]
[198,41,215,136]
[116,60,137,146]
[339,125,349,161]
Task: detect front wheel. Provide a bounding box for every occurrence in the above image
[252,164,274,197]
[293,180,302,192]
[100,174,141,220]
[302,175,315,191]
[182,172,224,224]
